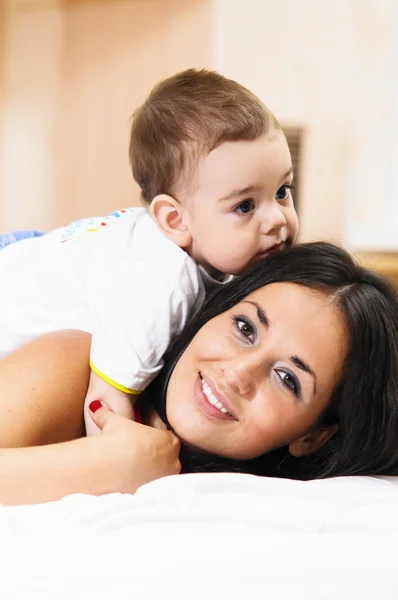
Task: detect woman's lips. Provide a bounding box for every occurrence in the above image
[193,374,235,421]
[202,373,237,418]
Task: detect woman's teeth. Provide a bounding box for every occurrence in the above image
[201,378,229,414]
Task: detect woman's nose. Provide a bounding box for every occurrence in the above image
[222,355,261,397]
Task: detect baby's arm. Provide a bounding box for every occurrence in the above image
[83,224,204,438]
[84,370,136,436]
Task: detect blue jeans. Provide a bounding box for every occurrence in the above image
[0,230,44,250]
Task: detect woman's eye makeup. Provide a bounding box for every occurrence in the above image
[233,199,255,215]
[275,368,302,399]
[232,308,304,400]
[232,312,303,399]
[232,315,256,343]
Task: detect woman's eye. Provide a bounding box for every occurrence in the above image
[234,317,256,342]
[234,199,255,215]
[275,185,291,202]
[276,369,299,396]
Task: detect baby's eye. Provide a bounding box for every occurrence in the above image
[234,317,256,343]
[275,185,291,202]
[234,199,255,215]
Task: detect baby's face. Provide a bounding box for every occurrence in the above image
[181,132,298,277]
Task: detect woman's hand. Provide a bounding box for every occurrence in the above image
[89,401,181,494]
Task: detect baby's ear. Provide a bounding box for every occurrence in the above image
[150,195,192,249]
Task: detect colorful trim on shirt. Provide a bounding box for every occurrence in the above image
[61,208,138,243]
[90,361,142,395]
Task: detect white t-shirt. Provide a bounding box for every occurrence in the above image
[0,208,223,392]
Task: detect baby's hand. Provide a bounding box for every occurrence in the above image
[84,370,136,436]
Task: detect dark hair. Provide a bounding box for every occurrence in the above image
[142,242,398,480]
[129,68,279,203]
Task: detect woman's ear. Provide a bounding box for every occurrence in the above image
[150,194,192,249]
[288,423,338,457]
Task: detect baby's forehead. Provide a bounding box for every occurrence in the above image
[176,131,292,205]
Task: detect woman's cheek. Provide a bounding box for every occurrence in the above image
[193,328,235,360]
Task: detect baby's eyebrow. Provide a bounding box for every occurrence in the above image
[218,168,294,203]
[217,186,260,202]
[281,168,293,181]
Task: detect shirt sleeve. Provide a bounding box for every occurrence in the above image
[86,229,204,393]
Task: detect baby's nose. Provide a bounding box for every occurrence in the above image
[261,204,287,236]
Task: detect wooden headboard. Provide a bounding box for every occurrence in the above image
[355,253,398,289]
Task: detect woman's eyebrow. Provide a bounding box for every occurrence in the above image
[290,356,317,395]
[241,301,269,327]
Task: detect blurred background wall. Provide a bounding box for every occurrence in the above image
[0,0,397,258]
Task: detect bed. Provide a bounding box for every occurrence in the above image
[1,472,398,598]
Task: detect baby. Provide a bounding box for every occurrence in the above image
[0,69,298,434]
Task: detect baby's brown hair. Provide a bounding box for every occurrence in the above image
[129,69,280,203]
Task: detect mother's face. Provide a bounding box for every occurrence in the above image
[166,282,347,460]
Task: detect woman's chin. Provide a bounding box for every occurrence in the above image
[179,439,208,453]
[169,421,220,456]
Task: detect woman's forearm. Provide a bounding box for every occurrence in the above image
[0,330,113,505]
[0,436,110,505]
[0,404,182,506]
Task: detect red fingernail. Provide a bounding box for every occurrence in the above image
[89,400,102,413]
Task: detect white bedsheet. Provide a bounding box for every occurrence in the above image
[1,473,398,599]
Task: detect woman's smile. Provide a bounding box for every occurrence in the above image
[194,374,236,421]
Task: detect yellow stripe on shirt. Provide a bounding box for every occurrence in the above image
[89,362,142,395]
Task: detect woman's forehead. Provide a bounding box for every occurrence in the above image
[240,282,338,335]
[242,281,323,305]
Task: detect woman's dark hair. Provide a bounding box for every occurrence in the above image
[142,242,398,480]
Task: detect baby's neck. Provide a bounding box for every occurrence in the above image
[197,262,228,282]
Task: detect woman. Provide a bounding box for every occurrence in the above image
[0,242,397,505]
[146,241,398,479]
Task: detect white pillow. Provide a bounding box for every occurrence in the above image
[1,473,398,599]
